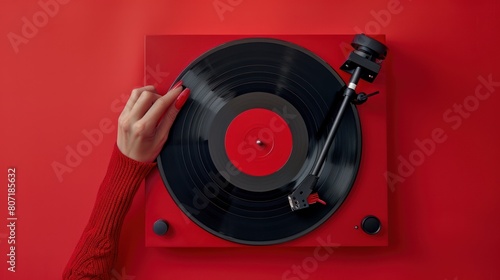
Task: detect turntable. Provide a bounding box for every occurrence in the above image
[144,34,388,247]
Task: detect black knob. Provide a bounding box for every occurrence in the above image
[153,219,169,235]
[361,216,381,235]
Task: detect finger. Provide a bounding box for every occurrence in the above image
[122,85,156,115]
[128,90,161,121]
[157,88,191,139]
[141,86,184,127]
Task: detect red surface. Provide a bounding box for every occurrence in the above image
[1,0,500,279]
[144,34,388,248]
[225,108,293,176]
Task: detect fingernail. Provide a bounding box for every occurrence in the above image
[172,80,183,90]
[175,88,190,110]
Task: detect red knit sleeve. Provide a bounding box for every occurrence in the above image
[63,143,156,280]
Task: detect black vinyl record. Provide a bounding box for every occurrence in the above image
[157,38,361,245]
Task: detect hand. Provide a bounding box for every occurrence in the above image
[117,82,190,162]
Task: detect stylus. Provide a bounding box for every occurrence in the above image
[288,34,388,211]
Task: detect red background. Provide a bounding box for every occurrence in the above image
[1,0,499,279]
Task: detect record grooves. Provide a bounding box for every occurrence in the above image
[157,38,362,245]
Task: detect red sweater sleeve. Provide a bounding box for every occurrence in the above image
[63,144,156,280]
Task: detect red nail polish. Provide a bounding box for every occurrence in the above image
[172,80,183,90]
[175,88,190,110]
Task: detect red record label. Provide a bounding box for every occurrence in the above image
[224,108,293,176]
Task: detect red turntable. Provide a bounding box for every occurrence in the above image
[144,34,388,247]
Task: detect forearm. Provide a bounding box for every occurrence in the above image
[63,82,188,279]
[63,144,156,280]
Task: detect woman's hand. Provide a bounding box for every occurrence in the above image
[117,82,190,162]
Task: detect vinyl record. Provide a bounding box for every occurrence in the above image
[157,38,361,245]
